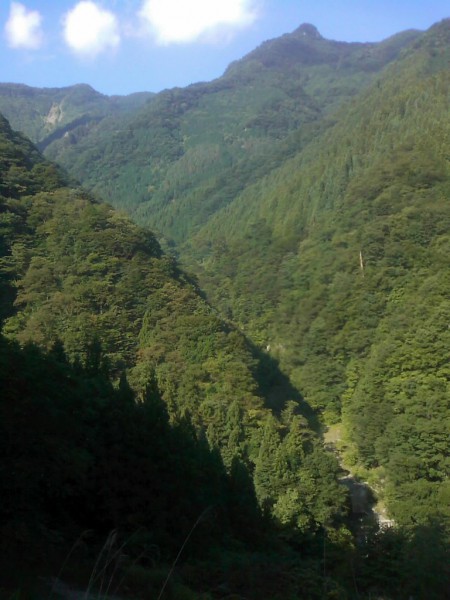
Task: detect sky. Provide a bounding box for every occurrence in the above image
[0,1,448,96]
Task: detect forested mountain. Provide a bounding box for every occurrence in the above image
[0,112,358,598]
[7,20,444,532]
[0,25,420,242]
[1,18,450,600]
[181,19,450,531]
[0,82,153,153]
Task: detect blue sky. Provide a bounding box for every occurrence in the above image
[0,1,448,96]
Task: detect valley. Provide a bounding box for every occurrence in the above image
[0,18,449,600]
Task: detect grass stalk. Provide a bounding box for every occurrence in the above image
[157,506,211,600]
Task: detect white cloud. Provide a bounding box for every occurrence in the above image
[138,0,257,44]
[63,1,120,57]
[5,2,43,50]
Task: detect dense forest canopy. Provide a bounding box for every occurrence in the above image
[179,20,450,534]
[0,24,422,242]
[1,19,449,600]
[0,110,353,599]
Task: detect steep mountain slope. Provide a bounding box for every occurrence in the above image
[182,19,450,528]
[0,112,347,540]
[0,331,268,593]
[0,82,153,152]
[3,26,420,244]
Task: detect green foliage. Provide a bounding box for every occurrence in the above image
[0,108,347,554]
[176,22,450,532]
[0,332,266,588]
[2,21,450,598]
[0,83,153,150]
[2,26,418,246]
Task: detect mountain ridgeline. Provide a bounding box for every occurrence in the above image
[0,82,154,152]
[0,24,421,241]
[1,19,450,600]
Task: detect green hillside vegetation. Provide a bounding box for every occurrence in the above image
[0,333,257,585]
[0,113,374,598]
[2,337,448,599]
[0,26,419,245]
[181,19,450,531]
[0,82,153,152]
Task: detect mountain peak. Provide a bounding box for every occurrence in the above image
[293,23,323,39]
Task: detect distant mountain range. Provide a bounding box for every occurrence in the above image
[0,23,421,240]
